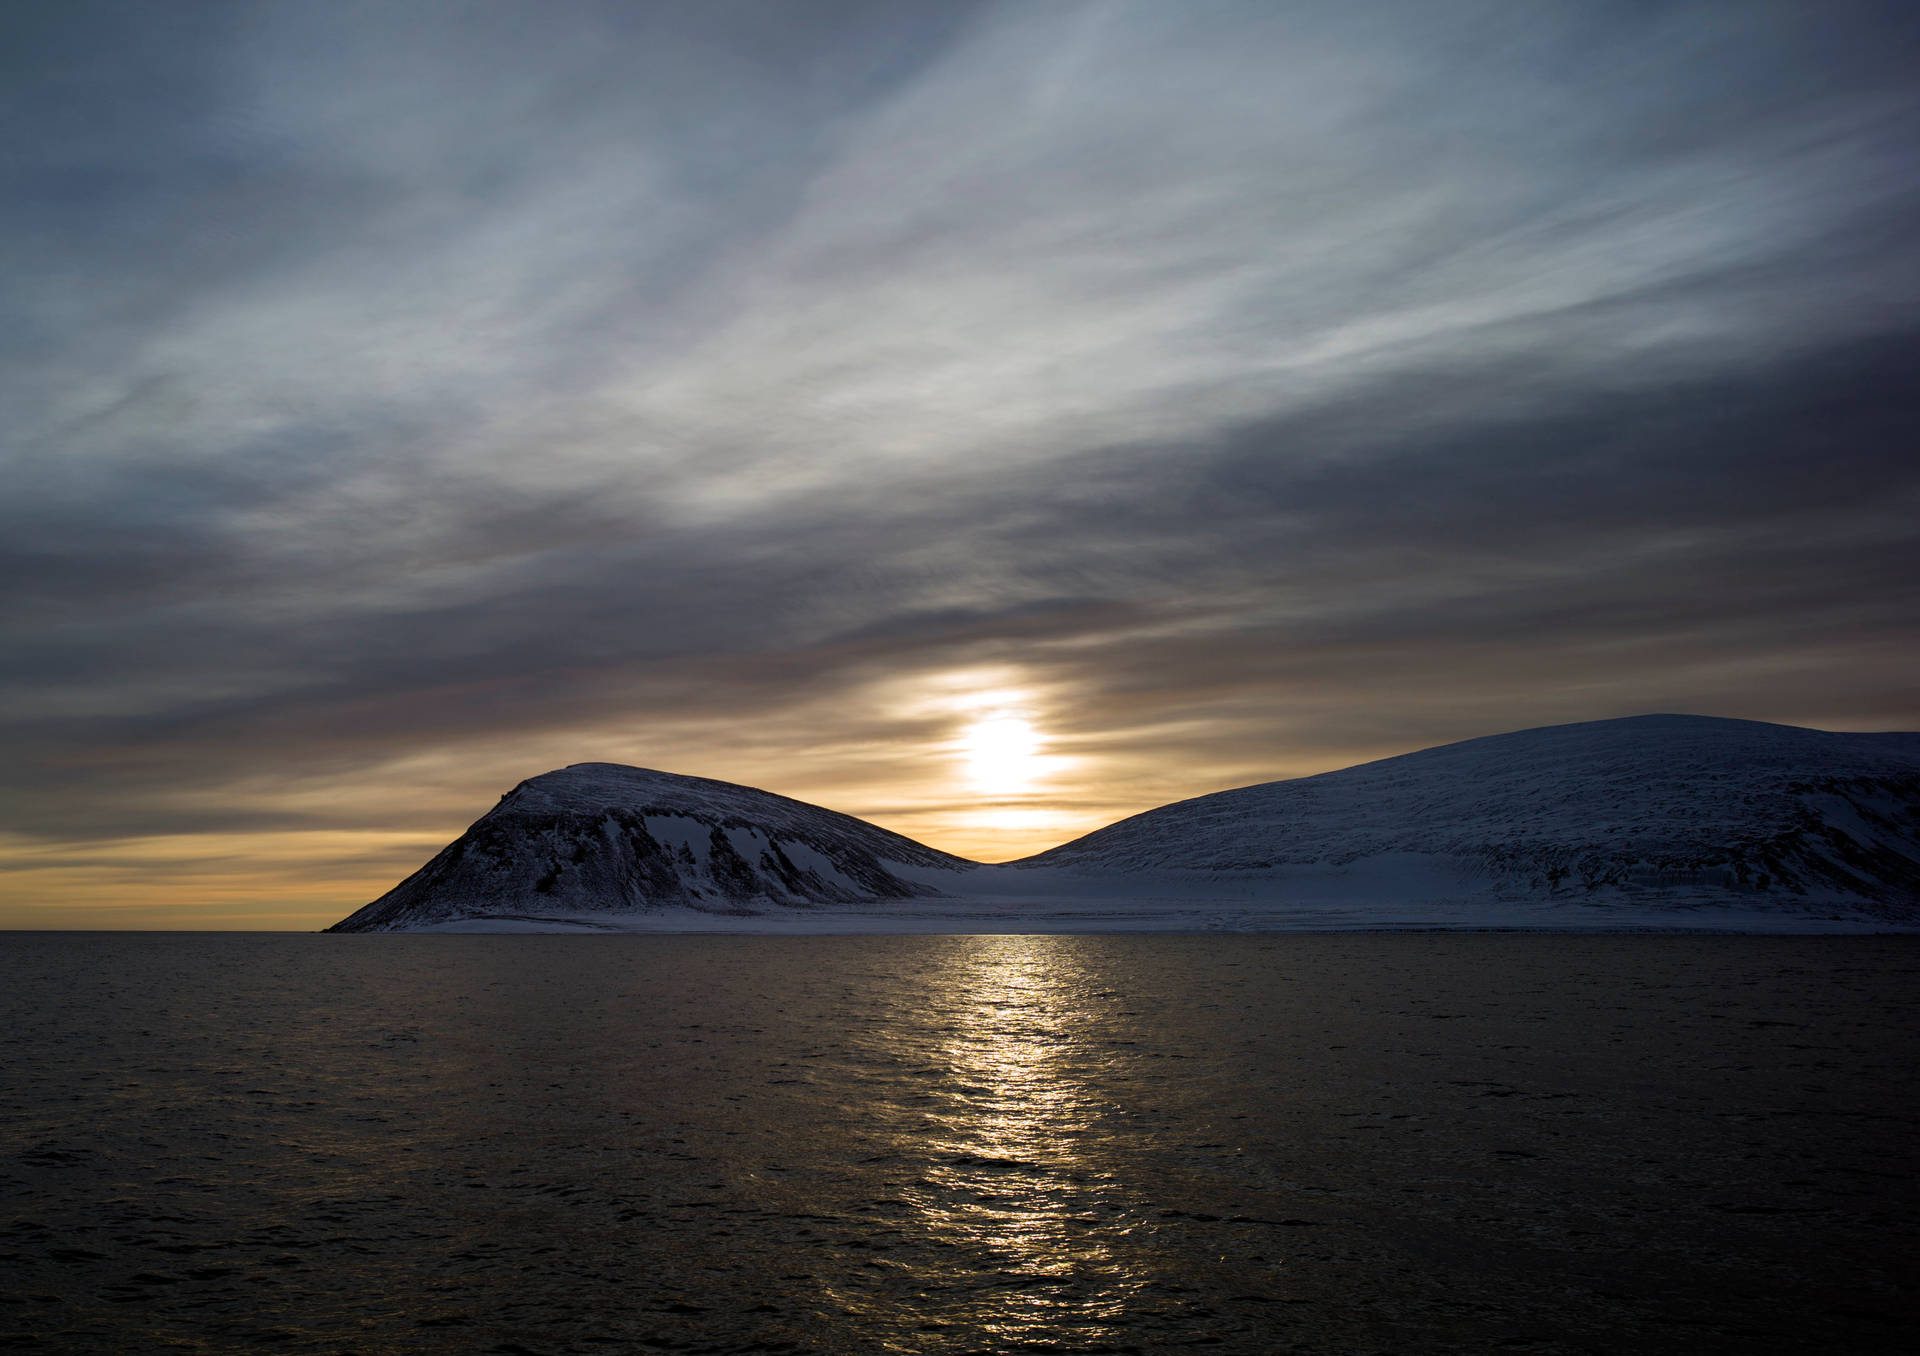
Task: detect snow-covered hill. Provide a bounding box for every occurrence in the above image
[326,763,973,933]
[1019,715,1920,917]
[327,716,1920,932]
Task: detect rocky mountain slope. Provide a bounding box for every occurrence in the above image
[1018,715,1920,916]
[327,763,971,933]
[328,716,1920,932]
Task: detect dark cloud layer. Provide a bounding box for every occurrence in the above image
[3,1,1917,919]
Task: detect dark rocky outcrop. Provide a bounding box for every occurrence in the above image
[328,763,971,932]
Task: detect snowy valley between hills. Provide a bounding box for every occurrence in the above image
[326,715,1920,934]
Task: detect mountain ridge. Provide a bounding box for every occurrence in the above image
[328,715,1920,932]
[1020,715,1920,900]
[327,762,972,933]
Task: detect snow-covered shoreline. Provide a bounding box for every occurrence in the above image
[398,910,1916,936]
[386,870,1916,935]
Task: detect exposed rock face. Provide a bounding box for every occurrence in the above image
[327,764,971,932]
[1018,715,1920,916]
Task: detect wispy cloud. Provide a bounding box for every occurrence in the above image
[3,1,1916,921]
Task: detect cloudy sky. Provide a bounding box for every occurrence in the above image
[4,0,1917,927]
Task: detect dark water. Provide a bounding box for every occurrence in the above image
[1,934,1916,1354]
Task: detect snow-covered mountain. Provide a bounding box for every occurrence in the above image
[1019,714,1920,916]
[326,763,972,933]
[327,716,1920,933]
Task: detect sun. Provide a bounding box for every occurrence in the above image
[962,712,1041,794]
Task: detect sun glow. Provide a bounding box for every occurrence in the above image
[863,667,1093,854]
[962,711,1042,794]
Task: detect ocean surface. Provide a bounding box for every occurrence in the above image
[2,934,1916,1355]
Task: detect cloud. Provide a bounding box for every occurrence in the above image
[2,2,1917,913]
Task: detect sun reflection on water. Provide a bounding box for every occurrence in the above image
[830,935,1147,1342]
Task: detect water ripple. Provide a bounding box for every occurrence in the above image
[0,932,1915,1353]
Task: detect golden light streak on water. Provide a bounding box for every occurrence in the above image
[819,935,1150,1341]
